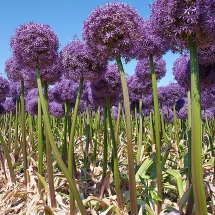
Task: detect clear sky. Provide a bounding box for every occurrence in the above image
[0,0,180,86]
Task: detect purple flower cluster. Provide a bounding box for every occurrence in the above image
[49,102,64,119]
[25,88,38,115]
[175,98,188,120]
[61,40,106,82]
[158,83,186,108]
[137,19,168,58]
[173,55,215,90]
[135,56,166,84]
[162,106,174,123]
[0,76,10,102]
[10,22,59,70]
[3,98,16,112]
[150,0,215,51]
[51,77,78,104]
[82,2,143,62]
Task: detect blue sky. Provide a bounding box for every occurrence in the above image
[0,0,180,86]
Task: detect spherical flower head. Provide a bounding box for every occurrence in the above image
[26,98,38,115]
[5,56,25,81]
[0,76,10,101]
[158,83,186,107]
[201,109,214,122]
[173,54,215,90]
[10,22,59,70]
[175,98,187,111]
[3,98,16,112]
[137,19,169,58]
[128,74,152,96]
[175,97,188,120]
[26,88,38,101]
[82,2,144,62]
[135,56,166,83]
[0,104,6,115]
[61,40,106,82]
[90,64,122,98]
[162,106,174,123]
[198,45,215,64]
[52,77,79,104]
[49,101,64,119]
[150,0,215,51]
[8,81,21,97]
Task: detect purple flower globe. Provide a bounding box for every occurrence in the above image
[158,83,186,108]
[82,2,143,62]
[10,22,59,70]
[52,77,79,104]
[175,98,188,120]
[135,56,166,84]
[151,0,215,51]
[173,54,215,90]
[49,102,65,119]
[162,106,174,123]
[90,64,122,98]
[137,19,169,58]
[0,76,10,102]
[201,109,214,122]
[0,104,6,115]
[61,40,106,82]
[3,98,16,112]
[5,56,25,81]
[26,98,38,115]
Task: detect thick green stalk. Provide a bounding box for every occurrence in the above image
[43,81,56,208]
[36,67,86,215]
[0,133,15,183]
[37,96,43,192]
[102,106,108,180]
[106,96,123,209]
[20,80,28,186]
[8,112,13,152]
[136,94,143,171]
[14,97,19,162]
[149,54,162,214]
[116,56,138,215]
[189,38,207,215]
[68,77,84,215]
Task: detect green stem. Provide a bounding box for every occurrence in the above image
[36,67,86,215]
[14,97,19,162]
[102,106,108,180]
[106,96,123,209]
[37,95,43,192]
[68,77,84,215]
[20,80,28,186]
[0,133,16,183]
[116,56,138,215]
[189,38,207,215]
[149,54,162,214]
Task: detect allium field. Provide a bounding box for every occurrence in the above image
[0,1,215,215]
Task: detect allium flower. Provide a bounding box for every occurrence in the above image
[0,104,6,115]
[137,19,168,58]
[150,0,215,51]
[175,98,188,120]
[0,76,10,102]
[128,74,151,96]
[158,83,186,108]
[90,64,122,98]
[61,40,106,82]
[198,45,215,64]
[26,98,38,115]
[201,109,214,122]
[3,98,16,112]
[49,102,64,119]
[162,106,174,123]
[5,56,25,81]
[135,56,166,84]
[173,55,215,90]
[82,2,143,62]
[10,22,59,70]
[8,81,21,97]
[52,77,78,104]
